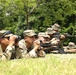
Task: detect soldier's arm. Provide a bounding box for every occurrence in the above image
[17,39,28,58]
[29,40,46,57]
[17,39,37,58]
[26,40,40,58]
[1,46,15,60]
[1,35,16,60]
[60,34,65,40]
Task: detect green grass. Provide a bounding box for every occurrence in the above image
[0,54,76,75]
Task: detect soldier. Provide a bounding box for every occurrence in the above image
[52,23,60,32]
[46,28,55,39]
[52,23,65,40]
[67,42,76,49]
[0,29,45,61]
[0,30,19,60]
[52,23,60,40]
[18,30,45,58]
[37,32,51,53]
[38,32,50,43]
[0,30,8,57]
[51,23,65,53]
[45,27,60,53]
[64,42,76,53]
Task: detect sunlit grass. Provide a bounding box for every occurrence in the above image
[0,54,76,75]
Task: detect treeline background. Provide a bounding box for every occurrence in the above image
[0,0,76,45]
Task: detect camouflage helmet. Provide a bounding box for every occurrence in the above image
[23,29,36,37]
[38,32,50,38]
[0,30,7,36]
[0,30,12,38]
[67,42,76,49]
[46,28,55,34]
[52,23,60,31]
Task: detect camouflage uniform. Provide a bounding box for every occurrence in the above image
[0,44,16,60]
[0,30,16,60]
[17,30,45,58]
[38,32,51,54]
[52,24,66,53]
[0,44,3,58]
[51,24,63,53]
[17,39,38,58]
[64,42,76,53]
[45,27,59,53]
[0,39,38,60]
[0,30,45,60]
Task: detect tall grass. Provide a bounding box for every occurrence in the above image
[0,54,76,75]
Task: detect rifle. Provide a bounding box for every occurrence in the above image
[63,33,76,45]
[40,41,52,53]
[64,33,76,38]
[40,42,51,48]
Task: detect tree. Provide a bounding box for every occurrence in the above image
[0,0,76,44]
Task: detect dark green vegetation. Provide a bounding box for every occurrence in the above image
[0,0,76,44]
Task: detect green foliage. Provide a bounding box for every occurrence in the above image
[0,0,76,43]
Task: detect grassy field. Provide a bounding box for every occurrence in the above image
[0,54,76,75]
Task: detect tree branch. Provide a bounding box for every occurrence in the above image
[29,0,41,14]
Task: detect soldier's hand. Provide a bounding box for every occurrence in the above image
[38,37,45,43]
[33,40,40,52]
[51,40,59,45]
[8,35,17,46]
[60,35,65,40]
